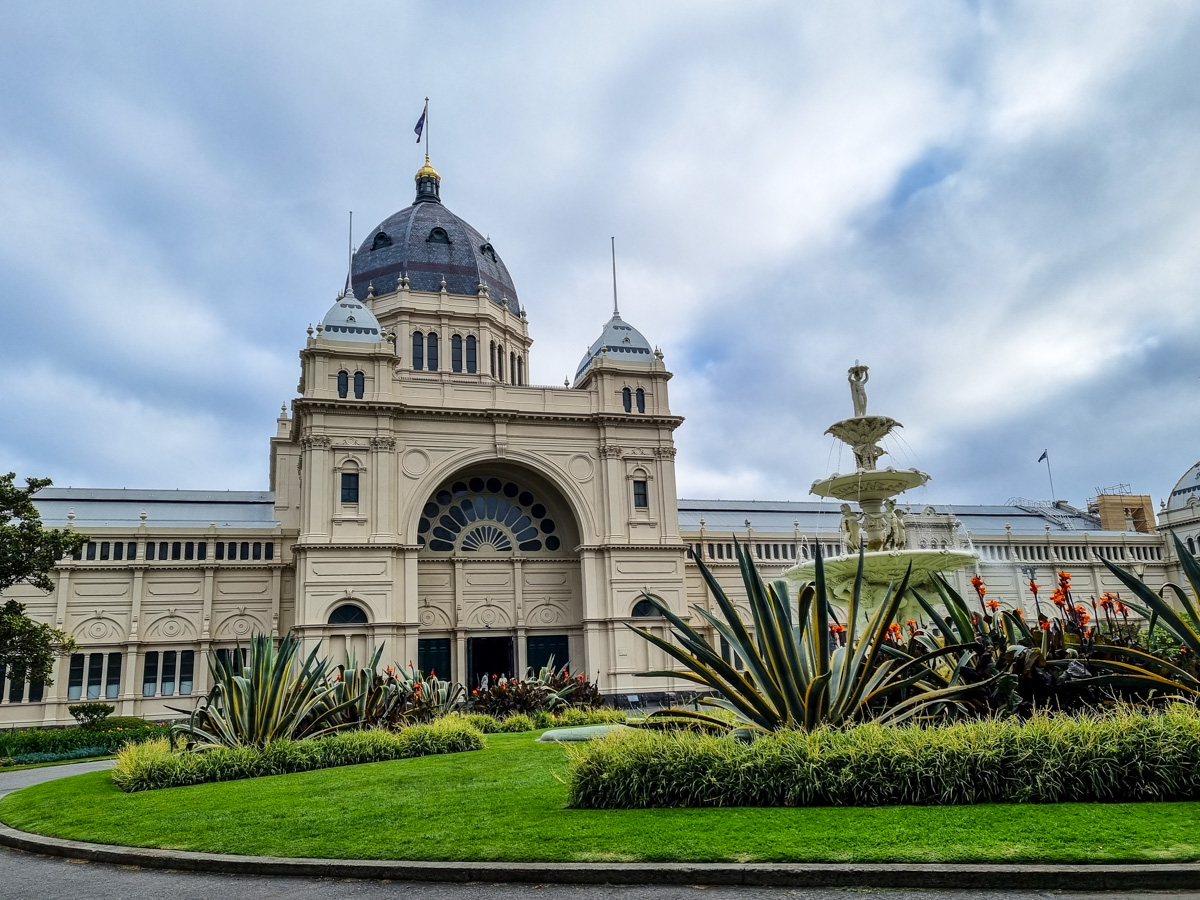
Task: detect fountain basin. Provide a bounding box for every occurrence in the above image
[810,468,929,502]
[784,548,977,612]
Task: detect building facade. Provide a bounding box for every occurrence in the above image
[0,161,1188,726]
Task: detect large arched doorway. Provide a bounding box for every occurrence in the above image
[413,464,582,689]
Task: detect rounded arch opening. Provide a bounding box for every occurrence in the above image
[328,603,368,625]
[631,598,663,618]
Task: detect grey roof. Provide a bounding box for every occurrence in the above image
[575,313,654,380]
[319,283,382,342]
[351,172,520,313]
[32,488,279,529]
[677,499,1123,537]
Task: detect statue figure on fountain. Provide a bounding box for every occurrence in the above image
[838,503,861,551]
[884,499,907,550]
[848,363,869,417]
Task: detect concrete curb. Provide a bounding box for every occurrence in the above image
[3,822,1200,889]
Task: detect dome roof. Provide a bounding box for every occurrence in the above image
[350,160,520,315]
[1167,460,1200,510]
[319,284,382,343]
[575,313,654,380]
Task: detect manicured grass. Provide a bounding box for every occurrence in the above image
[3,732,1200,863]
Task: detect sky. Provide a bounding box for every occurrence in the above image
[2,1,1199,512]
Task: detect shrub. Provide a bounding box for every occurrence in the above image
[454,709,626,734]
[10,746,110,765]
[0,722,170,757]
[567,704,1200,809]
[469,659,604,716]
[112,717,486,792]
[67,702,114,728]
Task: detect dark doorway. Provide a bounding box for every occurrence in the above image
[526,634,569,675]
[467,636,514,690]
[418,638,452,680]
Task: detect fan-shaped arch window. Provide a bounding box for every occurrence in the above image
[622,387,632,412]
[427,227,451,244]
[353,371,365,399]
[328,603,368,625]
[631,598,663,618]
[451,335,463,373]
[466,336,477,373]
[337,370,349,398]
[371,231,393,251]
[427,333,439,371]
[635,388,645,413]
[412,332,424,371]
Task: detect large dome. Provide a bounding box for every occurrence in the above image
[1168,460,1200,510]
[351,159,520,315]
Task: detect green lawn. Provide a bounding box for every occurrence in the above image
[3,732,1200,863]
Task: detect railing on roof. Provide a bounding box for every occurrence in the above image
[1005,498,1075,531]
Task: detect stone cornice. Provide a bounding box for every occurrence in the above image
[291,397,684,430]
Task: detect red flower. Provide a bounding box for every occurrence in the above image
[1039,621,1050,631]
[969,575,987,599]
[1013,608,1024,618]
[986,600,1000,612]
[1028,580,1040,595]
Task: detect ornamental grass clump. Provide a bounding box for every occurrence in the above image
[112,717,485,792]
[566,703,1200,809]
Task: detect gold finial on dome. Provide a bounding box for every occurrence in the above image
[415,155,440,181]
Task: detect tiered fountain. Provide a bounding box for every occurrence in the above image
[785,364,975,609]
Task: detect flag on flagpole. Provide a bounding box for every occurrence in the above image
[414,101,427,143]
[1037,450,1048,463]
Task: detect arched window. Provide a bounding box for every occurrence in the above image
[510,351,516,384]
[517,355,524,386]
[353,371,365,399]
[371,231,392,251]
[427,227,451,244]
[412,332,424,371]
[635,388,645,413]
[337,370,348,398]
[622,387,632,412]
[489,340,496,376]
[328,603,368,625]
[466,336,477,373]
[427,333,439,371]
[1190,537,1197,555]
[631,598,663,618]
[451,335,463,372]
[497,347,504,382]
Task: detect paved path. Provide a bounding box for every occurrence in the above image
[3,762,1200,898]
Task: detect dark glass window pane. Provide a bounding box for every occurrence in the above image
[353,371,364,399]
[99,542,110,560]
[265,542,274,560]
[631,599,661,617]
[427,333,439,371]
[159,541,168,559]
[229,542,238,560]
[172,541,182,560]
[328,604,368,625]
[143,652,159,697]
[636,388,645,413]
[240,542,250,560]
[180,651,194,695]
[113,541,123,561]
[87,653,104,700]
[337,370,349,398]
[146,541,156,560]
[8,673,23,703]
[161,651,176,696]
[633,479,648,508]
[86,542,96,560]
[412,332,424,370]
[127,541,137,560]
[197,541,206,560]
[252,542,262,560]
[67,654,84,700]
[28,679,44,703]
[184,541,194,560]
[341,472,360,504]
[216,541,225,560]
[466,336,477,373]
[106,652,122,699]
[622,388,632,413]
[452,335,463,372]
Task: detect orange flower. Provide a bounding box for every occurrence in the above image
[829,623,846,635]
[1040,621,1050,631]
[887,623,902,639]
[969,575,986,598]
[1028,580,1040,595]
[1014,608,1024,618]
[1079,612,1091,626]
[986,600,1000,611]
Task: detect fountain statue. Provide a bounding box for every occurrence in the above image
[785,364,975,610]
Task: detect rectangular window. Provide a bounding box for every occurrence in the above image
[341,472,360,504]
[159,541,168,560]
[161,651,177,696]
[197,541,206,560]
[143,651,159,697]
[67,654,84,700]
[216,541,225,560]
[707,543,714,559]
[716,543,724,559]
[252,542,262,560]
[755,544,762,559]
[99,541,110,560]
[240,541,250,560]
[86,653,104,700]
[172,541,182,560]
[632,479,648,509]
[184,542,194,560]
[113,541,124,561]
[106,652,122,699]
[127,541,137,560]
[86,542,97,560]
[28,679,44,703]
[146,541,156,560]
[265,542,274,560]
[179,650,195,695]
[8,673,23,703]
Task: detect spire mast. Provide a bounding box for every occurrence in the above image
[347,210,354,291]
[610,236,619,317]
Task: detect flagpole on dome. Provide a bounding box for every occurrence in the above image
[415,98,429,160]
[1038,449,1057,505]
[610,236,620,318]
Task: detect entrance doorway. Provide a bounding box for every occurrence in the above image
[526,634,569,675]
[467,636,514,690]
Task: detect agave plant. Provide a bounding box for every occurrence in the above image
[173,633,357,749]
[628,542,991,733]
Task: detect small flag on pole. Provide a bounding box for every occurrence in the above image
[414,101,428,143]
[1037,450,1048,463]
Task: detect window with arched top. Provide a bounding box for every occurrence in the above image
[353,371,365,399]
[466,336,477,373]
[497,348,504,382]
[631,598,663,617]
[635,387,645,413]
[517,355,524,386]
[509,351,516,384]
[427,333,439,371]
[412,332,424,371]
[622,387,632,412]
[451,335,463,372]
[328,603,368,625]
[427,227,451,244]
[337,370,349,398]
[1190,536,1197,555]
[371,231,392,251]
[489,340,496,376]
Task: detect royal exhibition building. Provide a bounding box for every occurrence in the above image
[4,158,1200,730]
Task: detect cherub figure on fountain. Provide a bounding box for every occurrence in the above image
[838,503,861,551]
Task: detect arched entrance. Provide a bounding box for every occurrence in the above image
[412,464,582,688]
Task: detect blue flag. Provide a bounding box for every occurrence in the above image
[414,102,427,143]
[1037,450,1048,463]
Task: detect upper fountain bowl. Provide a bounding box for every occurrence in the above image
[811,467,929,502]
